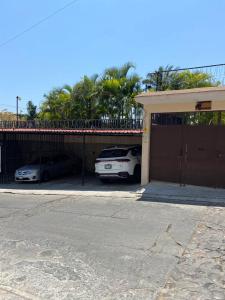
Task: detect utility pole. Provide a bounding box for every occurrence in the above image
[156,71,163,91]
[16,96,21,125]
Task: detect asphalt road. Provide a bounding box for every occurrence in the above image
[0,193,206,299]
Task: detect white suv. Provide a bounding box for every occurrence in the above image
[95,145,142,183]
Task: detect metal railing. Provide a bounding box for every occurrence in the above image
[0,119,143,130]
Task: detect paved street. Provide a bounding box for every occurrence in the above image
[0,193,224,299]
[158,207,225,300]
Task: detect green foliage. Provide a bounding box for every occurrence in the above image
[171,71,219,90]
[26,100,37,120]
[143,65,221,125]
[39,88,71,120]
[143,65,176,91]
[38,63,221,123]
[185,111,225,125]
[99,62,141,118]
[39,63,142,120]
[71,75,100,119]
[143,65,219,91]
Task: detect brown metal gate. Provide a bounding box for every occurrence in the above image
[150,125,225,188]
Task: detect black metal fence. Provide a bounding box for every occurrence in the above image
[152,111,225,126]
[0,119,143,130]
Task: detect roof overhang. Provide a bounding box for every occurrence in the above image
[135,87,225,113]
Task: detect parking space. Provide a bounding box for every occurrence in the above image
[0,132,142,187]
[0,174,140,194]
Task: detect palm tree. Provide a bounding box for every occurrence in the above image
[143,65,221,125]
[100,62,141,119]
[39,87,72,120]
[71,74,100,119]
[39,63,142,121]
[143,65,179,91]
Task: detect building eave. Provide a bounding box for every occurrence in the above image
[136,86,225,105]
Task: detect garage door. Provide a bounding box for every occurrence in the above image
[150,125,225,188]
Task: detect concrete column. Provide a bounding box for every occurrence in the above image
[141,108,151,186]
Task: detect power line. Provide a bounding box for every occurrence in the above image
[0,0,80,48]
[148,63,225,75]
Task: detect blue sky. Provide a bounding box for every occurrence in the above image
[0,0,225,113]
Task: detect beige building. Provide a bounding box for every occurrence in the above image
[136,86,225,186]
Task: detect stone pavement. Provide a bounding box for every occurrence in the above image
[157,206,225,300]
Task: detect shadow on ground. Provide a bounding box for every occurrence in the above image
[0,174,140,193]
[1,177,225,208]
[138,181,225,207]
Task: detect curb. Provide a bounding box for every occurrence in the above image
[1,188,225,206]
[0,188,139,199]
[139,193,225,206]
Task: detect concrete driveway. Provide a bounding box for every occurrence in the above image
[2,177,225,207]
[0,175,140,198]
[0,193,207,299]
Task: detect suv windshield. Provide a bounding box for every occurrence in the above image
[99,149,129,158]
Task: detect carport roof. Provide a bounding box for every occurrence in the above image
[136,86,225,105]
[0,128,143,136]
